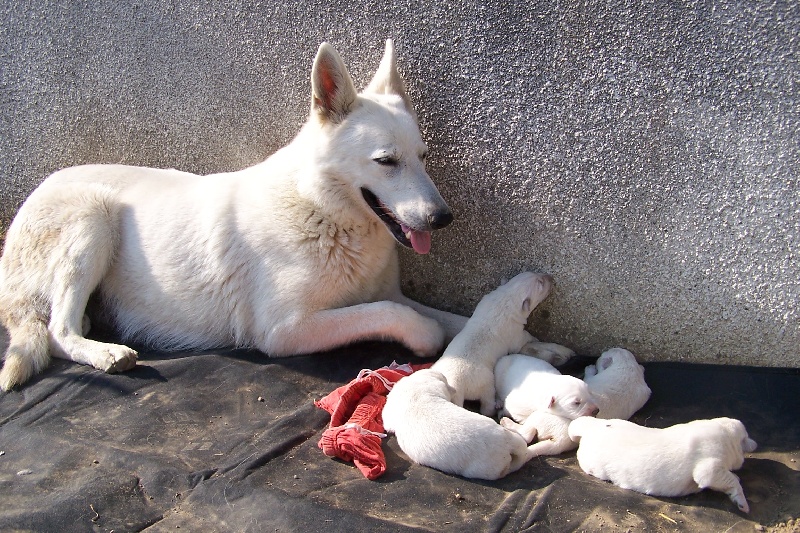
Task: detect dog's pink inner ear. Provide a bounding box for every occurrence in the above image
[317,66,339,108]
[548,396,556,409]
[311,44,357,122]
[314,59,348,119]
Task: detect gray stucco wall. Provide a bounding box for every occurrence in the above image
[1,1,797,366]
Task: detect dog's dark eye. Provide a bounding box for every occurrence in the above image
[374,156,398,166]
[420,152,428,161]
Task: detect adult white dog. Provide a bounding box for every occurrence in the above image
[431,272,571,416]
[568,416,758,513]
[583,347,651,420]
[383,368,533,480]
[495,354,598,456]
[1,40,543,390]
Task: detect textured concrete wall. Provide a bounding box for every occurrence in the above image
[0,1,797,366]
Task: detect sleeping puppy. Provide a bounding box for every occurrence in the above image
[583,347,651,420]
[382,368,533,480]
[495,354,598,456]
[568,416,758,513]
[431,272,555,416]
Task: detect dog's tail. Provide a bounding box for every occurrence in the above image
[0,317,50,391]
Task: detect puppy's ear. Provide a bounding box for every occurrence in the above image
[364,39,417,120]
[742,437,758,453]
[311,42,358,123]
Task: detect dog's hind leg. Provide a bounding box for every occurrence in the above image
[0,315,50,391]
[0,185,135,388]
[525,435,576,457]
[44,192,138,374]
[500,417,538,443]
[693,459,750,513]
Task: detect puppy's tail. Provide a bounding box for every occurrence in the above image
[0,317,50,391]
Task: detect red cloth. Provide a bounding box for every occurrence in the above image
[315,361,432,480]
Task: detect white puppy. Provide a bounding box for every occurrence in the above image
[431,272,555,416]
[495,354,599,456]
[382,368,533,480]
[568,416,758,513]
[583,348,651,420]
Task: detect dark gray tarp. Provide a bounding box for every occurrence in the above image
[1,336,798,532]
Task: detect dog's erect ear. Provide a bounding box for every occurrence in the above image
[364,39,417,119]
[311,42,358,123]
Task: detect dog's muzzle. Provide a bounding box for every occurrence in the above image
[427,209,453,230]
[361,188,452,254]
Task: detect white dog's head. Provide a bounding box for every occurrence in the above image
[596,348,644,374]
[301,40,452,255]
[547,376,599,419]
[473,272,553,330]
[715,417,758,454]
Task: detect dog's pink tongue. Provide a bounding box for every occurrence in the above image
[402,225,432,254]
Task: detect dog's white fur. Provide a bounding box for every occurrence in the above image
[383,368,534,480]
[583,347,651,420]
[431,272,554,416]
[495,354,598,456]
[568,416,758,513]
[499,411,576,456]
[0,40,493,390]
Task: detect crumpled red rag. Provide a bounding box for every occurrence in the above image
[315,361,432,480]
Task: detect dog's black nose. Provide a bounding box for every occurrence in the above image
[428,209,453,230]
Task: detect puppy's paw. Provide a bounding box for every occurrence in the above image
[520,341,575,366]
[499,417,518,430]
[584,364,598,378]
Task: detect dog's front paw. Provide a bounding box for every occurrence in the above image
[90,343,139,373]
[520,341,575,366]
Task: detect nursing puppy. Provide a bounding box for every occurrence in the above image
[583,348,651,420]
[496,354,598,456]
[383,368,533,480]
[569,416,758,513]
[431,272,558,416]
[0,40,508,391]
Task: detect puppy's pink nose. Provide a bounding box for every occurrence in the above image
[587,404,599,417]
